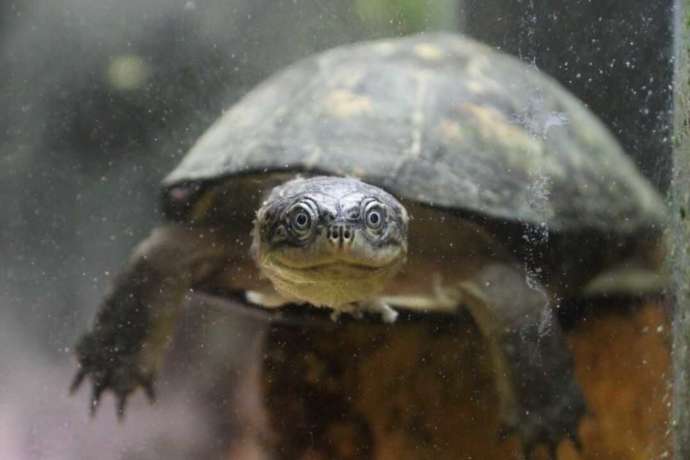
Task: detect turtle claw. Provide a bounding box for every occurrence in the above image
[143,378,156,403]
[568,431,584,453]
[73,358,155,418]
[505,405,585,460]
[70,368,87,395]
[89,386,103,417]
[116,393,128,421]
[498,385,586,459]
[546,443,558,460]
[497,423,514,441]
[71,328,158,418]
[499,417,575,458]
[519,441,558,460]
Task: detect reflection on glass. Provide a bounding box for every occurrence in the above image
[0,1,676,459]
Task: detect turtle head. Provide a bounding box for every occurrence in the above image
[252,176,408,307]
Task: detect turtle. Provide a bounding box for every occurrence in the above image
[71,32,666,457]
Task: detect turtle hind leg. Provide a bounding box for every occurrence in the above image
[460,263,587,458]
[71,225,227,417]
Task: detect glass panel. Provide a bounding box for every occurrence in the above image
[1,1,681,459]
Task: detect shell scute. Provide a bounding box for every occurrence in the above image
[164,33,665,233]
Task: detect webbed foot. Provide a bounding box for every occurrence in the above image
[71,225,225,417]
[498,385,585,459]
[70,257,181,418]
[71,328,156,419]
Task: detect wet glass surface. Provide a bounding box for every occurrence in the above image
[0,1,681,459]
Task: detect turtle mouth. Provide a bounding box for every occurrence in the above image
[265,245,405,272]
[263,256,403,282]
[286,261,386,272]
[271,258,393,273]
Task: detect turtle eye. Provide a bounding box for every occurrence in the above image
[363,200,386,231]
[287,200,318,239]
[293,211,311,230]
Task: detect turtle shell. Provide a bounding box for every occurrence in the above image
[164,32,665,234]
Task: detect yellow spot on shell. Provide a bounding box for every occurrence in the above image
[414,43,444,61]
[461,103,531,145]
[324,90,373,118]
[466,55,489,78]
[438,119,464,142]
[466,80,486,95]
[460,103,565,176]
[466,77,502,96]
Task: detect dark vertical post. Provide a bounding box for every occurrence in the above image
[671,1,690,457]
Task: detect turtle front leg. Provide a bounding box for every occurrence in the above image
[71,225,226,417]
[460,264,586,459]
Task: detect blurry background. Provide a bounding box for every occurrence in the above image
[0,0,673,459]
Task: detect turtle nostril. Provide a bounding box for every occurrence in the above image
[328,225,354,246]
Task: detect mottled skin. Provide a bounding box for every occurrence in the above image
[72,33,666,459]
